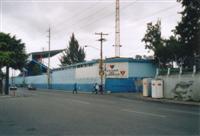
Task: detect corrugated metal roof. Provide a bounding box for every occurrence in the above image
[52,57,154,71]
[29,49,65,60]
[105,57,154,63]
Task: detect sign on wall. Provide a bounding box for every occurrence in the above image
[105,63,128,78]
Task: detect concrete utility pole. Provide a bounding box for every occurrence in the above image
[95,32,108,94]
[115,0,121,57]
[47,27,51,89]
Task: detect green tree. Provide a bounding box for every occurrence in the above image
[175,0,200,66]
[142,20,167,67]
[164,36,184,67]
[32,64,42,76]
[0,32,27,95]
[60,33,85,66]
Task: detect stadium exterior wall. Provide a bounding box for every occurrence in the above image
[13,58,156,93]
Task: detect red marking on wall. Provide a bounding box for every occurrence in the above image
[120,71,126,76]
[110,65,114,69]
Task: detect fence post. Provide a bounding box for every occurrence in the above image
[179,66,182,75]
[193,65,196,75]
[167,68,170,76]
[156,68,159,77]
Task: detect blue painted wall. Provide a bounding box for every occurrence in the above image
[13,58,156,93]
[129,62,156,78]
[31,83,101,93]
[105,77,143,93]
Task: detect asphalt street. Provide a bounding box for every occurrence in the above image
[0,89,199,136]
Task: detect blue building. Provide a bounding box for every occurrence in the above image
[14,57,156,93]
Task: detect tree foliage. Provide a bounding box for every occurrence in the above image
[175,0,200,65]
[0,32,27,94]
[142,20,184,67]
[0,33,27,70]
[142,20,162,52]
[60,33,85,66]
[142,20,166,67]
[32,64,42,76]
[142,0,200,68]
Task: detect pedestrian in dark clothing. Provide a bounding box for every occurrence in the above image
[99,84,103,95]
[93,83,99,94]
[73,83,78,94]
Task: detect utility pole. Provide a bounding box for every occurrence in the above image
[47,27,51,89]
[5,66,9,95]
[114,0,121,57]
[95,32,108,94]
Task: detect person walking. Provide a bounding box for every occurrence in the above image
[73,83,78,94]
[99,84,103,95]
[93,83,99,94]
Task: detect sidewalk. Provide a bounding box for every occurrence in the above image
[111,92,200,106]
[0,89,34,98]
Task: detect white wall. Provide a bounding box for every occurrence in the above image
[26,74,47,84]
[158,74,200,101]
[52,68,75,84]
[76,64,98,79]
[13,76,23,85]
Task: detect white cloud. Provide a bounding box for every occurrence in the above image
[1,0,182,68]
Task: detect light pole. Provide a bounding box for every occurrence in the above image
[95,32,108,94]
[47,27,51,89]
[85,41,107,95]
[84,45,100,51]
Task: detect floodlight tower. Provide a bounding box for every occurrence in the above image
[115,0,121,57]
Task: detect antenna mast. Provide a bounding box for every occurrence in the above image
[115,0,121,57]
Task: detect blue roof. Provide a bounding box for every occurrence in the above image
[52,59,98,71]
[52,57,154,72]
[105,57,154,63]
[24,59,48,76]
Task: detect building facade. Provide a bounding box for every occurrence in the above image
[14,58,156,93]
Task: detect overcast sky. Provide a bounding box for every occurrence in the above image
[1,0,182,68]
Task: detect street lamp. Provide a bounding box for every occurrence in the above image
[84,44,104,94]
[84,45,100,51]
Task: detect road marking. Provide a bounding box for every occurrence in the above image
[120,98,133,102]
[120,98,145,104]
[160,108,200,116]
[70,99,91,105]
[122,109,166,118]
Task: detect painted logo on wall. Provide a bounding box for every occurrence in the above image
[172,81,194,101]
[106,63,128,78]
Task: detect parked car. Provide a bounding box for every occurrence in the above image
[10,86,17,90]
[27,84,36,90]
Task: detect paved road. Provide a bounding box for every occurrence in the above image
[0,89,199,136]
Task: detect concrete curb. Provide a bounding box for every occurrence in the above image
[0,95,12,98]
[111,93,200,106]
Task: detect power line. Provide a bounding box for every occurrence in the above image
[75,1,137,31]
[55,0,103,32]
[54,1,138,33]
[65,4,113,29]
[77,4,177,33]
